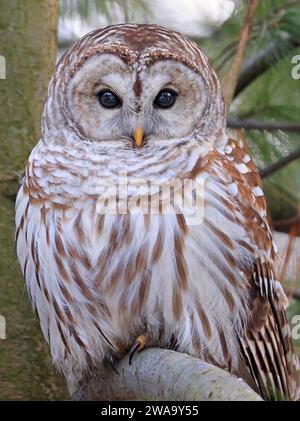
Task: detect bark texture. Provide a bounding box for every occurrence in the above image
[0,0,58,176]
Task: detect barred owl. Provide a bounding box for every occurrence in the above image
[15,24,300,400]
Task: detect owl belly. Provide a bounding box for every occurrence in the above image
[16,187,251,379]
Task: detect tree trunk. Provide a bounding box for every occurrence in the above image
[0,0,58,176]
[0,0,67,400]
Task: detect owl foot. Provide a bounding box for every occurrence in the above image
[129,334,147,365]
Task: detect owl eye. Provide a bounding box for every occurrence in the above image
[97,90,122,109]
[154,89,177,109]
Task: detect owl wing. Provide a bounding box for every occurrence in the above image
[221,137,300,400]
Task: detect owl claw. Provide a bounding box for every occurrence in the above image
[129,334,147,365]
[108,353,120,375]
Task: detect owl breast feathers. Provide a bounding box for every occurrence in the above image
[15,24,300,400]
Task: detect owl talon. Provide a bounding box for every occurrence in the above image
[108,353,120,375]
[129,334,147,365]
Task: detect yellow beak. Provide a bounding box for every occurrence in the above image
[134,127,144,148]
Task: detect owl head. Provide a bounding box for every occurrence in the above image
[44,24,225,148]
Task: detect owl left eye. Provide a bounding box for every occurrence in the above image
[97,90,122,109]
[154,89,177,109]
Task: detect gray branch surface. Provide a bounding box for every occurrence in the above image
[89,348,262,401]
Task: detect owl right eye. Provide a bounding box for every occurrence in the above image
[97,90,122,109]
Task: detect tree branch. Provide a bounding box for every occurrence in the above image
[221,0,260,110]
[234,35,300,98]
[227,117,300,132]
[78,348,262,401]
[260,147,300,178]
